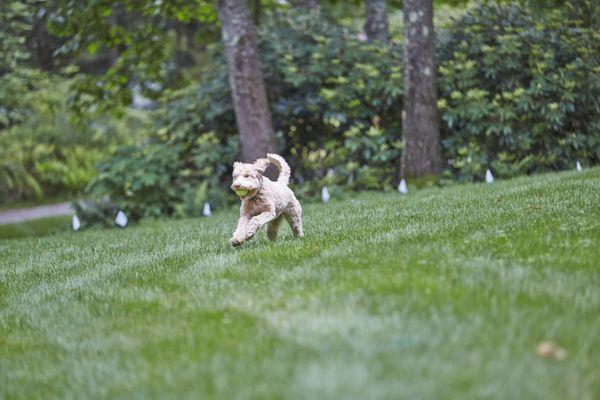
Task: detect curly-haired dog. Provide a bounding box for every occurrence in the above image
[230,154,303,247]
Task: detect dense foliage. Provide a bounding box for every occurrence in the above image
[438,1,600,180]
[3,1,598,223]
[84,9,404,220]
[260,11,404,193]
[0,0,150,205]
[0,73,149,205]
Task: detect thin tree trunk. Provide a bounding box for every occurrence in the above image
[401,0,442,179]
[252,0,261,26]
[364,0,388,43]
[217,0,276,162]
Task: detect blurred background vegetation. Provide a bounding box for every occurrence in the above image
[1,0,598,224]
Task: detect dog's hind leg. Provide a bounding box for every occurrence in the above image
[284,197,304,237]
[266,215,283,242]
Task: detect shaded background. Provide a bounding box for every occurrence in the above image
[1,0,598,227]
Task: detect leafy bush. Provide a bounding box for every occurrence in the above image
[259,10,404,190]
[85,132,238,221]
[438,1,600,180]
[0,73,149,205]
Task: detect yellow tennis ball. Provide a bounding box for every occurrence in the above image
[234,189,248,197]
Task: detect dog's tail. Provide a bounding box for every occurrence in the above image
[267,153,291,186]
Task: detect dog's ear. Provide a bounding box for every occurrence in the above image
[253,158,270,174]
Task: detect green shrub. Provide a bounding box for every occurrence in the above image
[85,132,238,221]
[438,1,600,181]
[0,73,150,205]
[259,10,404,188]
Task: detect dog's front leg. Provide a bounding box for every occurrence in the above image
[244,210,276,241]
[230,214,250,247]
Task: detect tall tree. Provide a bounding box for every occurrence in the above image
[401,0,442,179]
[217,0,276,162]
[364,0,388,43]
[252,0,262,25]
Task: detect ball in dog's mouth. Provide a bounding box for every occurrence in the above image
[234,189,249,198]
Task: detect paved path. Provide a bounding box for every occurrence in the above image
[0,202,73,225]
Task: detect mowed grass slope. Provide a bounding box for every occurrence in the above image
[0,216,70,240]
[1,169,599,399]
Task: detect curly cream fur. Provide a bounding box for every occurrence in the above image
[230,154,303,246]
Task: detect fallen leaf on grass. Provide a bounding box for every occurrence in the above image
[536,340,567,360]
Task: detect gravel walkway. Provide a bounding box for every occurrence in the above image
[0,202,73,225]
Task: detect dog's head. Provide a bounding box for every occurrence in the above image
[231,158,270,200]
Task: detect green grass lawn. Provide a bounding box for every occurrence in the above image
[0,216,70,240]
[1,169,599,399]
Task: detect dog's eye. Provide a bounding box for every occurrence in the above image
[243,173,250,178]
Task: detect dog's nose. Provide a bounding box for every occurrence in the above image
[231,183,240,190]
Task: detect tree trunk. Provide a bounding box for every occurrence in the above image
[217,0,276,163]
[401,0,442,179]
[364,0,388,43]
[252,0,261,26]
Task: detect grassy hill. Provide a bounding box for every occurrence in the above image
[1,169,599,399]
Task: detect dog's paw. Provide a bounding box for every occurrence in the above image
[244,220,259,239]
[230,236,243,247]
[244,230,257,241]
